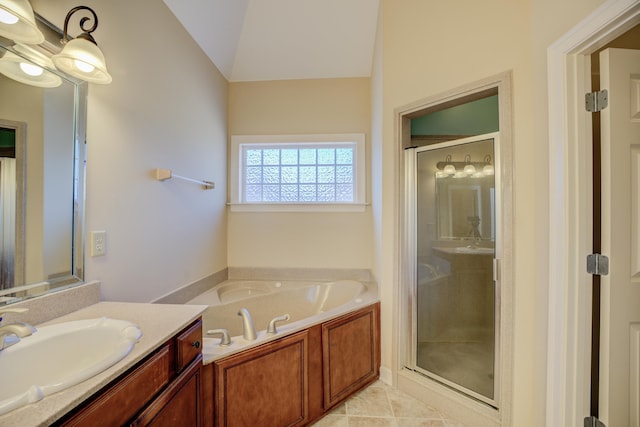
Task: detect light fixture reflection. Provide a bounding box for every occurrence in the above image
[0,0,44,44]
[51,6,111,84]
[0,43,62,87]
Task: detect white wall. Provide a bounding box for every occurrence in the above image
[32,0,229,302]
[0,75,44,283]
[227,78,373,269]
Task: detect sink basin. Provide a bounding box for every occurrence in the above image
[0,317,142,416]
[455,246,495,254]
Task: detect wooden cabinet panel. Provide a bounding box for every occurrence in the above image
[176,320,203,372]
[59,344,174,427]
[132,355,203,427]
[215,330,309,427]
[322,303,380,409]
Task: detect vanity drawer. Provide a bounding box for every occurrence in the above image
[176,319,203,372]
[60,343,174,426]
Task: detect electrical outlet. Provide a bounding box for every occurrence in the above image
[91,231,106,257]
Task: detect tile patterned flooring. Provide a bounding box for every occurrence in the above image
[310,381,469,427]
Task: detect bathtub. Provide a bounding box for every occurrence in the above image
[186,279,378,362]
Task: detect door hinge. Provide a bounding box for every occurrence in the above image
[587,253,609,276]
[585,90,608,112]
[584,416,606,427]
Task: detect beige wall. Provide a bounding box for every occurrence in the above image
[32,0,229,302]
[378,0,606,425]
[227,78,373,269]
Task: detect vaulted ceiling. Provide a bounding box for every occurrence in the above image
[162,0,380,82]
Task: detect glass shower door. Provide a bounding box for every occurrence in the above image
[412,134,498,407]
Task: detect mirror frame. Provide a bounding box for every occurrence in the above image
[0,14,87,305]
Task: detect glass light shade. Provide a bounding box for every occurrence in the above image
[483,164,495,175]
[443,164,456,175]
[435,171,448,179]
[453,171,467,179]
[0,0,44,44]
[0,46,61,87]
[52,37,112,84]
[463,164,476,175]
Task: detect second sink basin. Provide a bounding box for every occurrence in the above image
[0,317,142,416]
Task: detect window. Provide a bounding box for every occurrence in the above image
[230,134,366,212]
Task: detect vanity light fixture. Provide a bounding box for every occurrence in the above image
[0,0,44,44]
[482,155,495,175]
[442,155,456,175]
[436,154,494,178]
[51,6,111,84]
[0,43,62,87]
[462,154,476,175]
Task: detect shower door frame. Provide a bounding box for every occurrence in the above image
[406,133,502,408]
[394,72,514,427]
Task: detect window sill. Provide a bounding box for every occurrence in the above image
[227,203,368,213]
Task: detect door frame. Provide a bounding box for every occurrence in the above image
[546,1,640,426]
[394,71,514,427]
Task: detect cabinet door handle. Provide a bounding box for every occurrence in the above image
[192,340,201,349]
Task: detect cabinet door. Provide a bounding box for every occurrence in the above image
[322,303,380,409]
[215,330,309,427]
[58,344,174,427]
[132,355,203,427]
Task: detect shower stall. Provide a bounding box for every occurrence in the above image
[404,133,500,408]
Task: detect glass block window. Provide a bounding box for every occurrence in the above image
[231,134,365,212]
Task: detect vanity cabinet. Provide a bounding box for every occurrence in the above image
[208,303,380,426]
[55,318,203,427]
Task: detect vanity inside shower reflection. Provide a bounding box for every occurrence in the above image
[414,134,498,405]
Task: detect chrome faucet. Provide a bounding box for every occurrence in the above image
[0,307,36,350]
[237,308,257,341]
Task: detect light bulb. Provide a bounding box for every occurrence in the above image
[463,164,476,175]
[0,9,19,24]
[443,164,456,175]
[19,62,43,76]
[483,164,494,175]
[74,59,95,73]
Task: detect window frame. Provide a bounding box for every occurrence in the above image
[230,133,366,212]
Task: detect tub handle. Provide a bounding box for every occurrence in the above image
[207,328,232,346]
[267,314,291,335]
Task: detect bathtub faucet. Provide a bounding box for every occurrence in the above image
[267,314,290,334]
[207,328,232,346]
[237,308,257,341]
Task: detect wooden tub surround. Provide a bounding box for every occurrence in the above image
[203,302,381,426]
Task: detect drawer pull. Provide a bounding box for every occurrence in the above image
[192,340,201,349]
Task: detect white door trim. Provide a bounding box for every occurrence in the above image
[546,1,640,426]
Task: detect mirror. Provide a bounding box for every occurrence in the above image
[430,138,495,241]
[0,17,86,305]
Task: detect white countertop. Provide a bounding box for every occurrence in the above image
[0,301,206,427]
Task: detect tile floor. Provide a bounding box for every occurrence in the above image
[310,381,469,427]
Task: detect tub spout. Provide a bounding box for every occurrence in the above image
[207,328,232,346]
[237,308,257,341]
[267,314,290,334]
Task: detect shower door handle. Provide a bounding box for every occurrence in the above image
[493,258,500,282]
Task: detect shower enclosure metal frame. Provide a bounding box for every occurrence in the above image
[404,133,502,409]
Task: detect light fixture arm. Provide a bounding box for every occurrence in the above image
[61,6,98,45]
